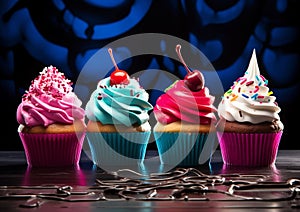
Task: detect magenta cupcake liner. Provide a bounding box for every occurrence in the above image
[19,132,85,167]
[217,131,283,167]
[86,132,150,166]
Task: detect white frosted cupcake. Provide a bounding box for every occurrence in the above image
[216,49,284,167]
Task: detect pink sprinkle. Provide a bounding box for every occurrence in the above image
[260,75,266,81]
[239,78,247,85]
[253,86,259,93]
[246,81,254,86]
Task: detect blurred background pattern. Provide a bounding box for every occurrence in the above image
[0,0,299,150]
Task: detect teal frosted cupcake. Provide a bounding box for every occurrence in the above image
[85,48,153,167]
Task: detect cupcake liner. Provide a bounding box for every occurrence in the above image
[86,132,150,166]
[19,132,85,167]
[217,131,283,167]
[154,132,216,167]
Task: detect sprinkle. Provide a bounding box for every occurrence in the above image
[97,95,102,100]
[268,91,273,96]
[253,86,259,93]
[238,87,241,93]
[230,95,238,101]
[225,89,232,96]
[226,89,232,94]
[255,75,260,82]
[246,81,254,86]
[242,94,249,98]
[257,95,264,98]
[130,89,134,96]
[136,93,140,97]
[264,79,268,86]
[239,78,247,85]
[251,93,258,99]
[239,111,242,117]
[260,74,266,81]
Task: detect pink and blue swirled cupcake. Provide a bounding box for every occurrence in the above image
[216,49,284,167]
[153,45,217,167]
[17,65,86,167]
[85,48,153,166]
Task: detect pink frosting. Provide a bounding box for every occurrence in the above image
[154,80,217,125]
[16,66,85,127]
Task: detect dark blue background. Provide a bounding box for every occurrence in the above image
[1,0,299,150]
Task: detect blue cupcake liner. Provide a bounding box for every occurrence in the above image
[154,132,216,167]
[86,132,150,166]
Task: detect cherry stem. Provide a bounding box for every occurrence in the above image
[108,48,119,70]
[176,44,192,73]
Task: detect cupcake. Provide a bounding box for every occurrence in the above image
[153,44,217,167]
[16,65,86,167]
[216,49,284,167]
[85,48,153,167]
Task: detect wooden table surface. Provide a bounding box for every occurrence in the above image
[0,150,300,211]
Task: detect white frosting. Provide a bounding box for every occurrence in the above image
[218,49,282,125]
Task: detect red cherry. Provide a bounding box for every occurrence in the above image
[108,48,129,85]
[184,70,204,91]
[176,44,204,91]
[110,69,129,85]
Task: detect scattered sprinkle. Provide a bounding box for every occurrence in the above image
[242,94,249,98]
[246,81,254,86]
[230,95,238,101]
[251,93,258,99]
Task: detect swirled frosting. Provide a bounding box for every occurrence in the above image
[85,77,153,127]
[218,49,283,126]
[16,66,85,127]
[153,80,217,125]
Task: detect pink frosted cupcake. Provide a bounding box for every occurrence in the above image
[16,66,86,167]
[216,49,284,167]
[153,45,218,167]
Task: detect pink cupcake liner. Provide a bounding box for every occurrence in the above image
[217,131,282,167]
[19,132,85,167]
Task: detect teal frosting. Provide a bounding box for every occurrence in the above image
[85,77,153,126]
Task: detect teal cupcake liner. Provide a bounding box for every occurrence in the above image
[86,132,150,166]
[154,132,216,167]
